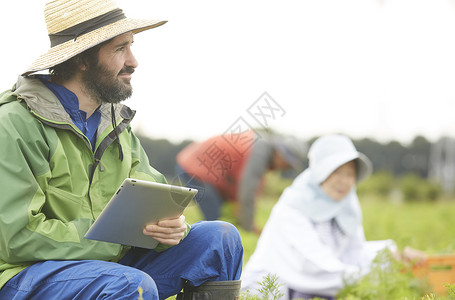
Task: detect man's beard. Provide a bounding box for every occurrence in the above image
[82,63,134,104]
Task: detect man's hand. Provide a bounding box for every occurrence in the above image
[143,214,187,246]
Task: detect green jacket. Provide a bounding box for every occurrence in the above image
[0,76,190,289]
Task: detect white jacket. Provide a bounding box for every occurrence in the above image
[241,135,396,299]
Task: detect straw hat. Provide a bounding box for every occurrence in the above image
[23,0,166,76]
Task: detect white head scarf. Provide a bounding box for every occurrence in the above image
[279,134,372,236]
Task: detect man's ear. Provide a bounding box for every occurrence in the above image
[79,58,88,71]
[75,56,89,71]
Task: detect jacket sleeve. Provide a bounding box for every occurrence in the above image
[0,100,126,264]
[237,139,273,230]
[129,130,191,252]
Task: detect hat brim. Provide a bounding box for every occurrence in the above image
[312,151,372,184]
[356,152,373,182]
[22,18,167,76]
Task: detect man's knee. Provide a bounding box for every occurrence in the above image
[184,221,243,281]
[190,221,243,262]
[216,221,243,248]
[192,221,241,244]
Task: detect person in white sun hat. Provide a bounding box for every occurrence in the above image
[241,134,426,299]
[0,0,242,299]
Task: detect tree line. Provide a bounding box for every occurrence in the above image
[137,134,435,180]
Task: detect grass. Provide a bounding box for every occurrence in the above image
[360,195,455,254]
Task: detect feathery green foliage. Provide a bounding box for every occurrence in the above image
[240,273,284,300]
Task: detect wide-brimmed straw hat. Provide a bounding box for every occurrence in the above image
[23,0,166,76]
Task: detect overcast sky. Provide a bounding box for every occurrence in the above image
[3,0,455,144]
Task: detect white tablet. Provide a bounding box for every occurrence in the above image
[85,178,198,249]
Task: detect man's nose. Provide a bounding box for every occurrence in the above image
[126,48,138,68]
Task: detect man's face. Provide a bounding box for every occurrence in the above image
[83,32,138,104]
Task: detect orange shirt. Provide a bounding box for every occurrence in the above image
[176,131,256,201]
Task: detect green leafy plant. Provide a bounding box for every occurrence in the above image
[240,273,284,300]
[337,249,428,300]
[445,283,455,299]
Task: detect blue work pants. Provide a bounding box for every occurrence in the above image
[0,221,243,300]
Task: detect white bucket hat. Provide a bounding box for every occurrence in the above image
[308,134,372,184]
[23,0,166,76]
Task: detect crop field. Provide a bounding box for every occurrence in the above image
[185,191,455,265]
[181,172,455,299]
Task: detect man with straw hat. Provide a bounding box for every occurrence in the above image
[0,0,242,299]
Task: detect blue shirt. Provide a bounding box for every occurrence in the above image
[39,76,101,151]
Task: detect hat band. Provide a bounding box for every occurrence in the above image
[49,8,126,47]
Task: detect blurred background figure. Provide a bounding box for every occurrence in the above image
[240,134,426,299]
[175,129,308,232]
